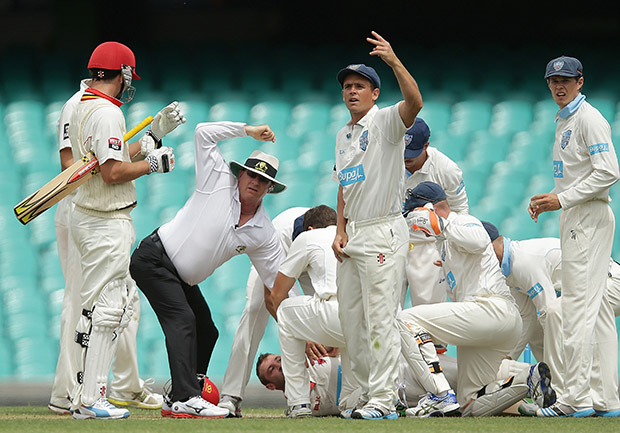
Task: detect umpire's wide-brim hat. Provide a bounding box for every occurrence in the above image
[230,150,287,194]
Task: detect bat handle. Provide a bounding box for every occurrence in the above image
[124,115,154,142]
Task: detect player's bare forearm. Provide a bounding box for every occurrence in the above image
[270,273,296,319]
[264,285,277,320]
[333,186,349,262]
[100,159,150,184]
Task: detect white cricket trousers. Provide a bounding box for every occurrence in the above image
[337,214,409,411]
[69,208,140,406]
[558,200,618,409]
[404,240,446,307]
[277,296,354,408]
[51,198,144,407]
[398,295,522,405]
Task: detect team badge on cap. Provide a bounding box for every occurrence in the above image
[553,61,564,72]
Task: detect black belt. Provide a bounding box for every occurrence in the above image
[149,230,164,252]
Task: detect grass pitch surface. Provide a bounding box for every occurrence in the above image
[1,406,619,433]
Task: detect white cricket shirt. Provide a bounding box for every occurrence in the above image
[333,104,408,222]
[278,225,337,300]
[501,237,561,318]
[438,213,512,302]
[57,79,90,152]
[552,94,620,209]
[158,121,284,287]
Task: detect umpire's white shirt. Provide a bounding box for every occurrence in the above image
[439,213,511,302]
[278,226,337,300]
[158,121,283,287]
[553,94,620,207]
[334,104,407,222]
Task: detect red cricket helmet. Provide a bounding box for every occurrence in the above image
[88,41,140,80]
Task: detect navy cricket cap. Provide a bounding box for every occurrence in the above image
[404,118,431,159]
[337,64,381,89]
[544,56,583,79]
[481,221,500,242]
[292,214,305,241]
[403,181,447,215]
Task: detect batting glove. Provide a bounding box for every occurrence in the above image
[150,101,186,141]
[139,132,159,156]
[406,203,445,238]
[145,146,175,174]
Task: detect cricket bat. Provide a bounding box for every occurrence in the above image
[14,116,153,225]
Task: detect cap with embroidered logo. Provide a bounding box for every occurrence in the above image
[544,56,583,79]
[404,117,431,159]
[403,181,446,215]
[337,64,381,90]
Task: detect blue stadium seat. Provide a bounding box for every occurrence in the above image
[287,101,332,138]
[13,336,58,378]
[450,99,493,135]
[0,338,15,377]
[209,100,251,122]
[418,100,452,134]
[490,100,534,135]
[431,130,470,164]
[249,100,292,137]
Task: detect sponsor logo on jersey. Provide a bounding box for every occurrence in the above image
[63,123,69,140]
[456,180,465,194]
[553,160,563,178]
[338,164,365,186]
[588,142,610,155]
[377,253,386,264]
[560,129,571,149]
[446,271,456,292]
[235,245,246,253]
[108,137,122,151]
[359,130,369,151]
[527,282,543,299]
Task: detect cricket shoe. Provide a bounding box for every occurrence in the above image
[108,378,163,410]
[527,362,556,408]
[287,403,312,418]
[405,391,460,418]
[218,395,242,418]
[48,399,72,415]
[594,409,620,417]
[352,404,398,420]
[161,395,173,418]
[172,396,229,418]
[72,398,130,419]
[536,402,594,417]
[517,398,539,416]
[340,408,354,419]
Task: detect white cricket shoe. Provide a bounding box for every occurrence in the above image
[108,378,163,410]
[161,395,173,418]
[218,395,242,418]
[172,396,229,418]
[287,403,312,418]
[48,400,72,415]
[405,391,460,418]
[72,397,130,419]
[352,404,398,420]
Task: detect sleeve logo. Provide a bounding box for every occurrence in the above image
[63,123,70,140]
[108,137,122,151]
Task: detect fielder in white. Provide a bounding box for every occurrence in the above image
[68,42,181,420]
[218,206,310,417]
[331,31,423,420]
[483,222,620,416]
[398,182,554,417]
[401,117,468,307]
[49,76,167,414]
[265,205,358,417]
[255,352,459,417]
[529,55,620,417]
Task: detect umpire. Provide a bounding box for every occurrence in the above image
[130,121,287,418]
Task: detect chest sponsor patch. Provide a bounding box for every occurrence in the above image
[588,142,609,155]
[108,137,122,151]
[359,130,369,151]
[338,164,365,186]
[553,160,563,178]
[560,130,572,149]
[527,282,543,299]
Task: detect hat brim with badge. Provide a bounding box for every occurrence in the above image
[230,150,287,194]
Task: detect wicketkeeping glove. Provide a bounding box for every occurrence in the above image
[145,146,175,174]
[406,203,445,237]
[149,101,186,141]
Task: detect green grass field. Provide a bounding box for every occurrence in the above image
[1,407,619,433]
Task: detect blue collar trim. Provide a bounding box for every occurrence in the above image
[558,93,585,119]
[501,237,512,277]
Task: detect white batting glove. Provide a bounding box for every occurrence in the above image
[145,146,175,174]
[406,203,445,238]
[150,101,186,140]
[139,133,158,156]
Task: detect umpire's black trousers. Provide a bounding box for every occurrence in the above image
[130,229,218,402]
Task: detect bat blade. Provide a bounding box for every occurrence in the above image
[14,152,98,224]
[13,115,153,225]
